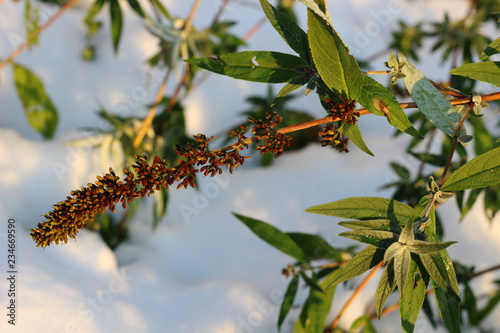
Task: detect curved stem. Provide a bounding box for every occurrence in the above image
[0,0,80,71]
[330,262,383,329]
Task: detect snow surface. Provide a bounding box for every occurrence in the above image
[1,0,500,332]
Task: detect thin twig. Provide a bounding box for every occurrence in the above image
[0,0,80,71]
[471,264,500,278]
[363,70,390,75]
[331,262,383,329]
[242,16,268,41]
[438,102,474,188]
[132,68,171,148]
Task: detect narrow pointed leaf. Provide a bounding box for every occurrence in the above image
[232,213,306,261]
[325,245,384,289]
[399,52,463,137]
[306,197,417,222]
[343,122,374,156]
[400,259,427,333]
[450,61,500,88]
[294,275,335,333]
[339,219,402,233]
[441,147,500,191]
[273,74,310,106]
[480,37,500,60]
[432,281,461,333]
[384,242,404,263]
[299,271,324,293]
[358,75,421,138]
[298,0,329,24]
[307,9,363,100]
[339,230,398,248]
[420,252,460,301]
[278,274,299,331]
[109,0,123,54]
[13,63,58,139]
[407,240,456,254]
[287,232,343,261]
[394,247,411,299]
[375,261,396,319]
[260,0,310,63]
[398,219,415,245]
[186,51,306,83]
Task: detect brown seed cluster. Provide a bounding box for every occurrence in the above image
[318,123,350,153]
[249,112,292,158]
[30,112,287,247]
[325,95,359,125]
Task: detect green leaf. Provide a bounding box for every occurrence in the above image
[306,197,417,222]
[338,219,402,233]
[450,61,500,88]
[343,122,374,156]
[273,74,310,106]
[398,219,415,245]
[186,51,306,83]
[432,282,461,333]
[109,0,123,54]
[375,261,396,319]
[441,147,500,191]
[287,232,343,261]
[400,258,427,333]
[153,186,168,230]
[420,253,459,301]
[407,240,456,255]
[299,271,324,293]
[459,188,482,220]
[384,242,404,263]
[399,52,463,137]
[324,245,384,289]
[278,274,299,331]
[126,0,145,17]
[294,274,335,333]
[298,0,329,24]
[339,230,398,248]
[307,9,363,100]
[480,36,500,60]
[232,213,306,260]
[260,0,310,63]
[357,75,421,138]
[394,247,411,298]
[351,314,377,333]
[150,0,171,20]
[13,63,58,139]
[390,162,411,180]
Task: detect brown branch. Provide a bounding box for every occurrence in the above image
[363,70,390,75]
[132,68,171,148]
[242,16,268,42]
[331,262,383,329]
[0,0,80,71]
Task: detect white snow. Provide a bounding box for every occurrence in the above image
[1,0,500,332]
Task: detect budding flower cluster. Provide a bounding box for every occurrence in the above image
[30,112,289,247]
[324,95,359,125]
[249,112,292,158]
[318,123,350,153]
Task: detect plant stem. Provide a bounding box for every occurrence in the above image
[363,70,390,75]
[0,0,80,71]
[242,16,268,41]
[132,68,171,148]
[330,261,383,329]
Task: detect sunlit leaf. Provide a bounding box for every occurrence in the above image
[343,122,374,156]
[13,63,58,139]
[358,75,421,138]
[306,197,417,222]
[186,51,306,83]
[307,8,363,100]
[375,261,396,319]
[450,61,500,88]
[441,147,500,191]
[480,36,500,60]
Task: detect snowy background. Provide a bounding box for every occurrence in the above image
[1,0,500,332]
